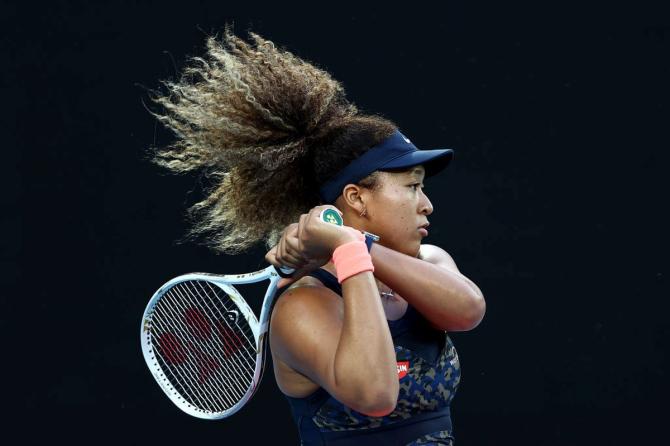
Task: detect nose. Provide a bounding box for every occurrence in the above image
[419,189,433,216]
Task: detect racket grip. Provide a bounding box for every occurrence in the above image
[277,266,295,278]
[275,208,343,278]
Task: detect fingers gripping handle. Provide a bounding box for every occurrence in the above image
[275,209,343,278]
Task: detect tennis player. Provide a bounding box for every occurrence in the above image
[150,30,485,445]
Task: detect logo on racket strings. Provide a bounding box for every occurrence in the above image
[156,307,246,384]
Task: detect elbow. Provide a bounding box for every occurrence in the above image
[356,390,398,417]
[443,292,486,332]
[462,293,486,331]
[362,404,397,418]
[353,382,399,417]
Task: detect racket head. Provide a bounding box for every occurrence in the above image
[141,268,278,419]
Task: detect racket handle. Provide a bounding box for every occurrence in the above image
[277,266,296,278]
[275,208,343,278]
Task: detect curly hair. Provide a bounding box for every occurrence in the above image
[149,30,397,253]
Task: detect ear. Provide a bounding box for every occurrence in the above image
[339,183,367,215]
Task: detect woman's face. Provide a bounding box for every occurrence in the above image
[365,165,433,257]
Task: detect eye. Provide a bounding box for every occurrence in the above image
[409,183,424,191]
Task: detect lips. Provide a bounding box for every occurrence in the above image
[418,222,430,237]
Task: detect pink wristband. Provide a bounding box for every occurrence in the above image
[332,236,374,284]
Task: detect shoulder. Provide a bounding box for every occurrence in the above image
[272,274,342,318]
[269,275,344,374]
[418,244,460,273]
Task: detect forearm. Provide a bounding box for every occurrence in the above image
[370,244,485,331]
[332,270,398,409]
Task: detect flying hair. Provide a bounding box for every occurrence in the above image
[148,29,397,253]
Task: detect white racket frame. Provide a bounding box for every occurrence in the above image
[140,264,282,419]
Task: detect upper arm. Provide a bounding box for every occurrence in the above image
[419,244,483,298]
[419,244,461,273]
[418,244,485,330]
[270,277,399,416]
[269,285,345,398]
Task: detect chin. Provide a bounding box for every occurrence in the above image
[403,241,422,258]
[381,236,421,257]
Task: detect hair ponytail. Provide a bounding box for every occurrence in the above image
[149,30,396,253]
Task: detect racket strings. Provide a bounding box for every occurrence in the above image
[151,315,237,411]
[173,282,258,375]
[157,283,254,395]
[196,281,258,360]
[149,280,259,413]
[151,302,247,407]
[170,282,258,399]
[151,296,248,412]
[152,306,244,410]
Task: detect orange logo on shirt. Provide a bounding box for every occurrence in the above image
[397,361,410,379]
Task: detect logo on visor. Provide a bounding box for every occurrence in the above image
[402,135,411,144]
[397,361,410,379]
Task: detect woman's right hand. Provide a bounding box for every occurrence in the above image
[296,205,362,261]
[265,205,362,281]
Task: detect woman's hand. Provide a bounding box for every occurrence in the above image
[265,205,362,286]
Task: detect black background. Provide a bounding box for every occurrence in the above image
[4,1,668,444]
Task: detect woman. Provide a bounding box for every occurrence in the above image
[150,30,485,445]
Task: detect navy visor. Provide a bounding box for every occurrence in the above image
[318,130,454,203]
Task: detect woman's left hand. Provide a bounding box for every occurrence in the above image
[266,222,309,269]
[265,221,321,287]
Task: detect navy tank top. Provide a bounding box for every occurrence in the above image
[274,269,461,446]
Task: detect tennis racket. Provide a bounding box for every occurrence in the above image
[140,208,344,419]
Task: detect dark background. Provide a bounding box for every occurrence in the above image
[4,1,668,444]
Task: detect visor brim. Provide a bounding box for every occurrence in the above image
[380,148,454,177]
